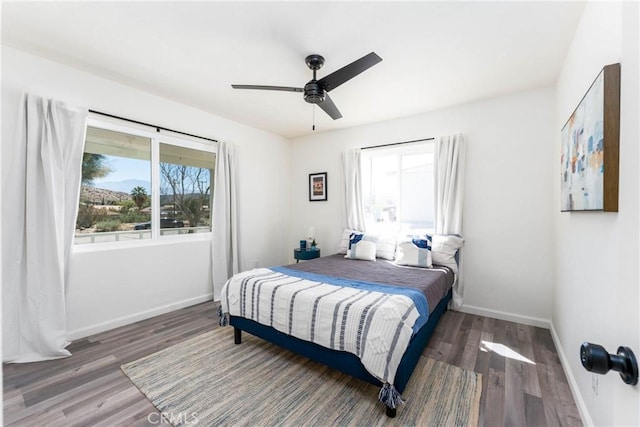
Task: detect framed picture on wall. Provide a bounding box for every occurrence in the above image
[309,172,327,201]
[560,63,620,212]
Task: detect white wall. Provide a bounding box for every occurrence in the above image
[553,2,640,426]
[1,47,292,339]
[291,87,556,326]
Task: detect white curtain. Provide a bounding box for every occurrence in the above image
[2,93,87,362]
[434,133,466,309]
[212,141,239,299]
[341,149,366,231]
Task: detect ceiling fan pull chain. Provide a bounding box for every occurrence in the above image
[312,104,316,131]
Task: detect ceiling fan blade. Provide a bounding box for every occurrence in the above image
[317,52,382,92]
[231,84,303,92]
[317,93,342,120]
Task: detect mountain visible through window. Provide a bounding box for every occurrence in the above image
[75,125,216,245]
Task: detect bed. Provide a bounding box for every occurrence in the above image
[219,251,456,418]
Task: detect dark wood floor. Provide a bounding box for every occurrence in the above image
[424,310,581,426]
[3,301,581,426]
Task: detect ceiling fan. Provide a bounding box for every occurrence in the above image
[231,52,382,120]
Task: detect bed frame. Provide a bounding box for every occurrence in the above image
[230,288,452,418]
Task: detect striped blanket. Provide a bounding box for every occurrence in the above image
[219,267,429,407]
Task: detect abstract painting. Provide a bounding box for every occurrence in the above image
[561,63,620,212]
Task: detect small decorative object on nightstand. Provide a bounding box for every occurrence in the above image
[294,247,320,263]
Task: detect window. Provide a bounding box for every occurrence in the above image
[361,142,434,235]
[159,143,215,235]
[75,120,216,245]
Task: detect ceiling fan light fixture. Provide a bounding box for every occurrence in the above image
[304,94,325,104]
[303,82,325,104]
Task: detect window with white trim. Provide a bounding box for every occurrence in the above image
[361,142,434,236]
[75,120,216,245]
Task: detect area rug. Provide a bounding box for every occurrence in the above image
[121,327,481,426]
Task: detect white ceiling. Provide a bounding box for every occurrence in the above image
[2,1,585,139]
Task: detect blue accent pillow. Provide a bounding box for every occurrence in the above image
[411,236,432,250]
[348,233,364,249]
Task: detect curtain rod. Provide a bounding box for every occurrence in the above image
[88,109,218,143]
[361,137,435,151]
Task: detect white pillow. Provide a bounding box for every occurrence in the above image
[431,235,464,273]
[373,234,397,260]
[345,240,377,261]
[344,232,366,256]
[338,229,396,260]
[395,241,432,268]
[338,228,360,254]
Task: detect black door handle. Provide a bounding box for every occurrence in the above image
[580,342,638,385]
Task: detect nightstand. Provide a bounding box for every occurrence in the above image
[294,247,320,263]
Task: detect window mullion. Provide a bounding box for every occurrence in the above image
[396,154,402,233]
[151,137,160,239]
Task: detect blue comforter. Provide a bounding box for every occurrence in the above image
[271,266,430,333]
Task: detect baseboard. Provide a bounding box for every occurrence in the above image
[67,293,214,341]
[459,304,551,329]
[549,322,593,426]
